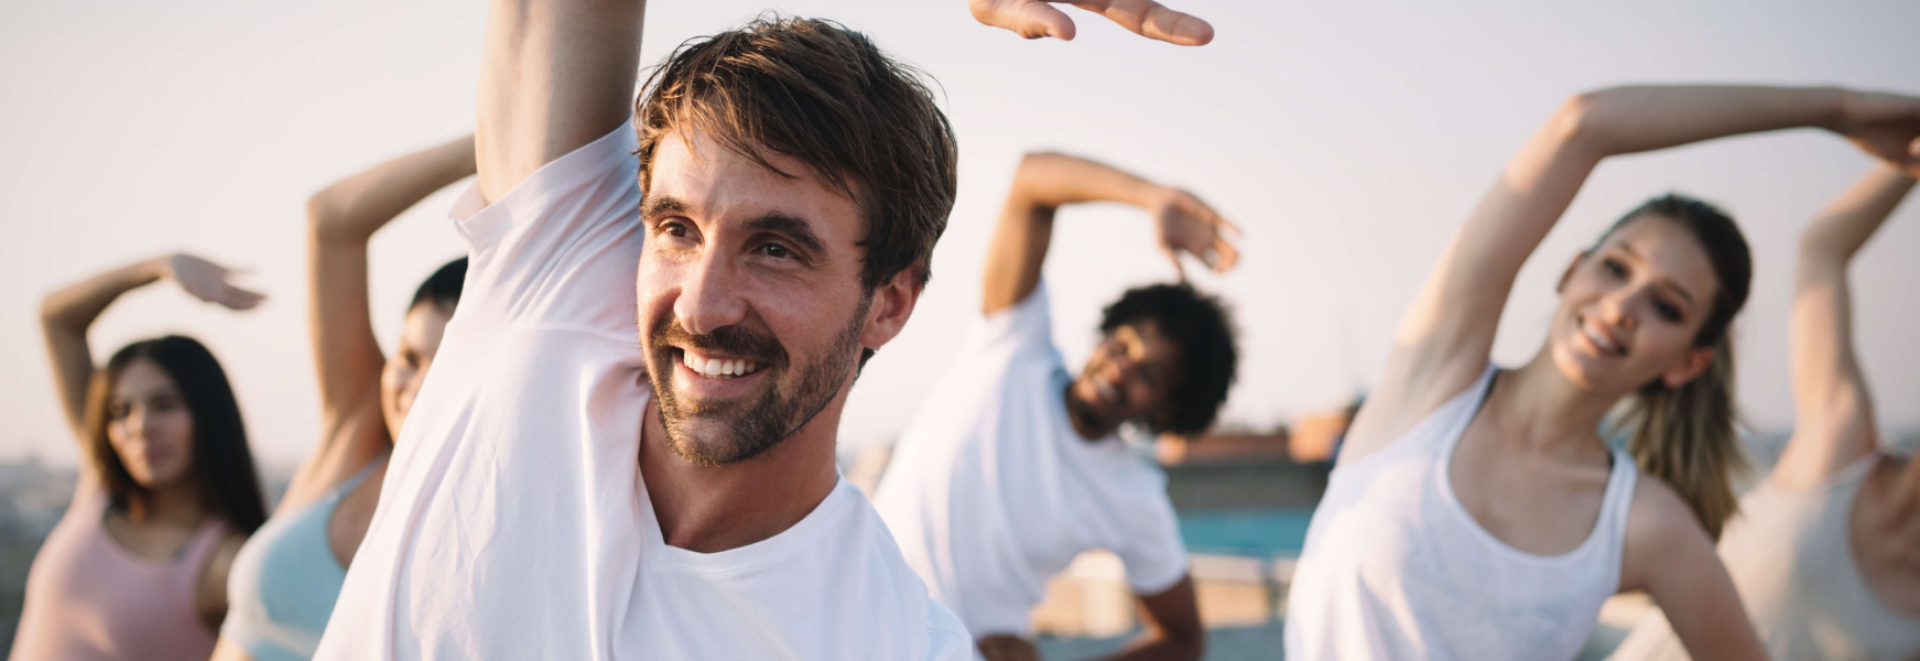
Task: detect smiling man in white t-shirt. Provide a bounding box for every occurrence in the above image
[313,3,980,659]
[874,152,1242,661]
[310,0,1229,658]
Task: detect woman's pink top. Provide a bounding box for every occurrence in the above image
[8,492,228,661]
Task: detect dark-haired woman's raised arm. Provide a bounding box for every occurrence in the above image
[1774,163,1915,489]
[1344,86,1920,468]
[282,135,474,511]
[40,255,263,485]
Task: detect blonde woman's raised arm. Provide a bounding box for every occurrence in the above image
[1774,162,1915,489]
[1344,86,1920,467]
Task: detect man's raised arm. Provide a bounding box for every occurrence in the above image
[477,0,647,202]
[981,152,1238,315]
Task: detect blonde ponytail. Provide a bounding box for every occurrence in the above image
[1620,340,1748,540]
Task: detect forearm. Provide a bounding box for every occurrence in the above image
[1009,152,1164,212]
[309,135,478,245]
[1570,85,1846,157]
[1786,166,1910,444]
[1799,164,1916,267]
[40,258,165,331]
[40,257,165,433]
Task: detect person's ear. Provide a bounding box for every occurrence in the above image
[859,266,926,353]
[1661,345,1715,389]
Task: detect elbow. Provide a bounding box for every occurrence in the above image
[1549,88,1629,154]
[305,188,353,243]
[38,295,64,327]
[1014,151,1059,177]
[39,293,79,333]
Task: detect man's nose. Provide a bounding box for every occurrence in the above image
[673,251,749,336]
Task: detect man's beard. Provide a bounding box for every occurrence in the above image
[645,297,870,467]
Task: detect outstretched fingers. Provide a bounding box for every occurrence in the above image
[971,0,1079,41]
[1069,0,1214,46]
[214,282,268,310]
[1194,200,1241,273]
[167,254,267,311]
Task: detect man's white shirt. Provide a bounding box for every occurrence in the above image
[873,283,1190,638]
[313,123,970,661]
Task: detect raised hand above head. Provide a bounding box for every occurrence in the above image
[969,0,1214,45]
[163,252,266,311]
[1834,90,1920,177]
[982,151,1239,314]
[1148,186,1240,279]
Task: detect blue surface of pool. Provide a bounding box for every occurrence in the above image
[1178,508,1315,557]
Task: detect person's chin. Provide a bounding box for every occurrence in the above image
[661,415,755,465]
[1551,341,1619,394]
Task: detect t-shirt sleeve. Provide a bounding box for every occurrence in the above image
[970,279,1056,359]
[444,121,644,339]
[1117,491,1191,596]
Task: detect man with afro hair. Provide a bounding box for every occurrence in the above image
[875,152,1241,661]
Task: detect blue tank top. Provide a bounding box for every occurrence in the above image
[221,460,381,661]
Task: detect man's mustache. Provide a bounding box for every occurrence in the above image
[649,318,786,368]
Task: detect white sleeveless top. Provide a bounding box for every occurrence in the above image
[1285,364,1639,661]
[1609,455,1920,661]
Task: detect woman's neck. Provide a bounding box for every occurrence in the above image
[1491,350,1622,456]
[131,480,209,528]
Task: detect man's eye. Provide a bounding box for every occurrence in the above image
[762,243,792,259]
[651,220,691,240]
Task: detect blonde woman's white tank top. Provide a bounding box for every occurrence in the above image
[1285,364,1639,661]
[1609,455,1920,661]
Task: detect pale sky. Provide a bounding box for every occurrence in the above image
[2,0,1917,472]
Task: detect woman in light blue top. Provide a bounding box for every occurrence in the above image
[211,135,475,661]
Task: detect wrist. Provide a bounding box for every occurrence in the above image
[1819,87,1853,133]
[1135,183,1175,212]
[142,255,175,282]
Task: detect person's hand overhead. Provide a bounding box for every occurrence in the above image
[968,0,1214,46]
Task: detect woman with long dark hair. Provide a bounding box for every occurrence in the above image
[1609,161,1920,660]
[13,254,269,661]
[1285,85,1920,660]
[211,135,473,661]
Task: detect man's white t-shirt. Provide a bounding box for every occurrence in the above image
[313,123,970,661]
[872,283,1190,638]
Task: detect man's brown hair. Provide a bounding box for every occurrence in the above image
[634,15,959,292]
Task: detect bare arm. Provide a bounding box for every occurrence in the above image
[969,0,1213,45]
[40,255,264,436]
[1772,163,1916,489]
[982,152,1238,315]
[476,0,646,203]
[195,533,248,631]
[1343,86,1920,467]
[1622,479,1767,661]
[289,135,476,502]
[40,255,262,490]
[1096,575,1203,661]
